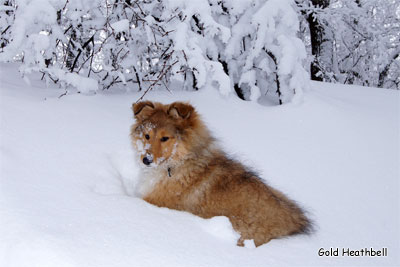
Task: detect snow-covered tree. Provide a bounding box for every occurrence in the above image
[297,0,332,82]
[298,0,400,89]
[0,0,14,52]
[0,0,309,104]
[216,0,309,104]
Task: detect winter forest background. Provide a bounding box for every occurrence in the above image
[0,0,399,104]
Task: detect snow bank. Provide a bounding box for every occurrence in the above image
[200,216,240,244]
[0,63,399,266]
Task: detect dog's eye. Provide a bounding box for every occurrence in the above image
[160,137,169,142]
[145,134,150,140]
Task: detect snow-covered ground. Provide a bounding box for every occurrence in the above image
[0,63,399,266]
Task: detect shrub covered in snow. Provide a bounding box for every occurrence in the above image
[297,0,400,89]
[0,0,308,104]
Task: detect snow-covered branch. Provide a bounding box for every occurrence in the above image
[0,0,311,103]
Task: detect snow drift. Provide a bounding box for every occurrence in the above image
[0,63,399,266]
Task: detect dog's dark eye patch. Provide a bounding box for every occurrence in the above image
[145,134,150,140]
[160,137,169,142]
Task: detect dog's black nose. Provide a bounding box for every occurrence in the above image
[142,157,152,166]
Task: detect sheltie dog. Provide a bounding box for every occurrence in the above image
[130,101,311,246]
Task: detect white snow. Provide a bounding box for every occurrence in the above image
[0,63,399,266]
[48,69,99,94]
[244,239,256,249]
[111,19,130,33]
[200,216,240,244]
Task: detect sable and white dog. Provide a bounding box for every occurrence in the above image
[130,101,311,246]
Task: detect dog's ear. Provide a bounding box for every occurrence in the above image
[168,102,194,120]
[132,101,155,120]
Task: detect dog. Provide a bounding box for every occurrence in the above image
[130,101,311,247]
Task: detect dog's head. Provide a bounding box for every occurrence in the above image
[130,101,203,167]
